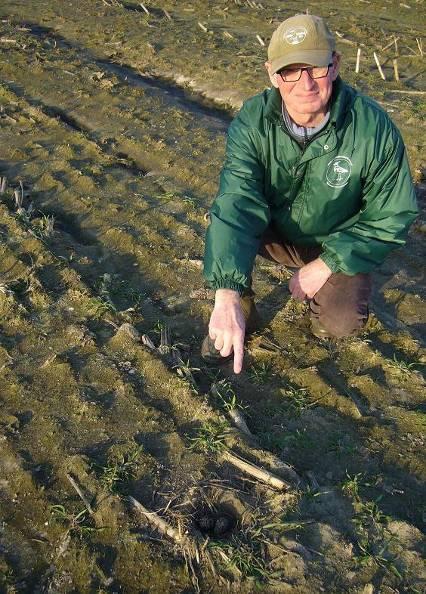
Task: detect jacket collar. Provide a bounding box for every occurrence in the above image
[264,77,353,128]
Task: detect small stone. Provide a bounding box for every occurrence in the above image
[281,538,313,560]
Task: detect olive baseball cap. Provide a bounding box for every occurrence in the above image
[268,14,335,74]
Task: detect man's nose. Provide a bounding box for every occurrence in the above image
[300,69,316,90]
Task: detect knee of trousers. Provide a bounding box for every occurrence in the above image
[315,309,368,338]
[310,273,371,338]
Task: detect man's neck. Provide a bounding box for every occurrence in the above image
[281,102,330,147]
[285,105,329,128]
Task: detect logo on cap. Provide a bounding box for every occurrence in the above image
[326,156,352,188]
[284,27,307,45]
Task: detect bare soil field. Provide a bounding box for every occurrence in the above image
[0,1,425,593]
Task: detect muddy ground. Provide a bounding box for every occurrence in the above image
[0,1,425,593]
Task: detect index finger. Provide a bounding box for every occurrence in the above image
[232,330,245,374]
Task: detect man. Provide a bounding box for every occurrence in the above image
[202,14,418,373]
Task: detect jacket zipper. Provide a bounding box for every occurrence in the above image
[278,118,333,221]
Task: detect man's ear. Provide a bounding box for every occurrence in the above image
[330,52,341,81]
[265,61,279,88]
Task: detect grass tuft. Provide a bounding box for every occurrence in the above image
[248,360,274,384]
[211,378,244,413]
[50,504,100,536]
[386,354,423,374]
[188,420,229,454]
[208,538,270,581]
[100,445,142,493]
[341,471,368,500]
[31,213,55,239]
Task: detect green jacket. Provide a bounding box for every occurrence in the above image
[204,78,418,294]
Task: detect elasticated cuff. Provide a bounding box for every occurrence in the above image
[209,279,245,296]
[319,251,341,273]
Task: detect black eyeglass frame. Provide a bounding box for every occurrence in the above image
[277,63,333,83]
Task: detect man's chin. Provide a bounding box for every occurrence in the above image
[297,100,322,111]
[294,104,324,117]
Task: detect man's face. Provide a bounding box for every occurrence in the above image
[266,54,340,123]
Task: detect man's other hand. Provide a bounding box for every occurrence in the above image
[209,289,245,374]
[289,258,332,301]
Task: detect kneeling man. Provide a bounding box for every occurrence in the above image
[202,14,418,373]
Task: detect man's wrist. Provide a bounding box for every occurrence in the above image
[314,257,332,276]
[215,288,240,304]
[318,252,340,273]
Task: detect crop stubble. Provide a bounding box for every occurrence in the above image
[0,1,425,593]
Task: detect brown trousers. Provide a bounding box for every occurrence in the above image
[257,226,372,338]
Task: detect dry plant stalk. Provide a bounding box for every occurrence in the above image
[66,473,94,514]
[210,383,253,437]
[269,458,301,485]
[129,496,202,592]
[198,22,208,33]
[129,496,188,543]
[210,382,301,484]
[230,415,301,483]
[335,33,357,46]
[355,48,361,73]
[40,353,57,368]
[256,34,265,46]
[128,495,199,548]
[141,334,156,350]
[139,2,150,15]
[227,408,252,437]
[382,36,399,52]
[416,38,423,57]
[172,351,197,389]
[221,451,289,490]
[402,44,417,56]
[14,180,24,208]
[373,52,386,80]
[387,89,426,95]
[159,324,171,354]
[163,8,172,20]
[393,58,400,81]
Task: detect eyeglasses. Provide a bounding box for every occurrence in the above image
[277,64,332,82]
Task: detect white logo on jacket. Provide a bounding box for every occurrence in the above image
[283,27,307,45]
[326,156,352,187]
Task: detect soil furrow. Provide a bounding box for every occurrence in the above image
[0,48,219,239]
[0,85,207,291]
[0,1,425,592]
[3,79,149,178]
[24,21,232,132]
[1,20,228,196]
